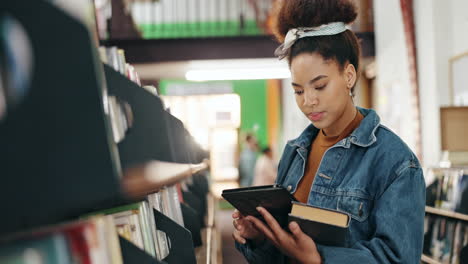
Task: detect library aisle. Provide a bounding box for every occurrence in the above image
[215,204,248,264]
[3,0,468,263]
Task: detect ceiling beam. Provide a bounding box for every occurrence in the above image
[102,33,374,64]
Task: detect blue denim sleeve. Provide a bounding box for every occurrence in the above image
[317,166,426,264]
[235,239,284,264]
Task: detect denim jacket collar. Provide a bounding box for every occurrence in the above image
[286,107,380,149]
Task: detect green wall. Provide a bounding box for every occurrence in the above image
[159,79,268,147]
[138,20,262,39]
[232,80,267,148]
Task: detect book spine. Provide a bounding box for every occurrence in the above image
[169,185,185,227]
[129,214,145,250]
[145,201,162,260]
[138,202,156,257]
[103,216,123,264]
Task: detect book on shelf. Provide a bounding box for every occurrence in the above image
[84,190,190,262]
[0,233,72,264]
[147,191,172,259]
[222,185,350,246]
[112,210,146,252]
[108,95,133,143]
[146,185,188,256]
[83,201,162,260]
[148,192,164,215]
[424,214,468,264]
[99,46,141,85]
[425,167,468,214]
[432,218,456,262]
[0,216,123,264]
[143,85,159,96]
[160,186,185,227]
[451,221,467,264]
[65,216,123,264]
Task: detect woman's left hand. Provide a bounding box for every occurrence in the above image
[246,207,322,264]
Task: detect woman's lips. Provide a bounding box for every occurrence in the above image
[308,112,324,121]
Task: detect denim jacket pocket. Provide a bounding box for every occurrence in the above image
[337,195,372,222]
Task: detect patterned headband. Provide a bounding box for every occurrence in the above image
[274,22,351,60]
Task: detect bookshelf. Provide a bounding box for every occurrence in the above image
[421,254,442,264]
[0,1,214,263]
[425,206,468,222]
[423,197,468,263]
[122,160,210,199]
[196,193,220,264]
[0,0,124,236]
[101,32,375,64]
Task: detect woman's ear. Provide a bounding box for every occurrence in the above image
[344,63,357,89]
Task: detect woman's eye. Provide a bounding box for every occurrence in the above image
[294,90,304,95]
[315,85,326,90]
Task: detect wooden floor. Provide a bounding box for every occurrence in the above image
[216,208,248,264]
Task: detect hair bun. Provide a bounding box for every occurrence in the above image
[273,0,358,42]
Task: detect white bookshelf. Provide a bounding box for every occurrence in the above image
[425,206,468,222]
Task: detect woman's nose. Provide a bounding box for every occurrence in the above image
[303,90,318,106]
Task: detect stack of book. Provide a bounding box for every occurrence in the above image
[108,96,133,144]
[424,167,468,263]
[426,168,468,213]
[222,185,350,247]
[127,0,265,39]
[0,216,123,264]
[153,186,185,227]
[99,46,141,85]
[85,199,171,261]
[424,215,468,264]
[0,175,210,264]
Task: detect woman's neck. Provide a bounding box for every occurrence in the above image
[323,102,357,137]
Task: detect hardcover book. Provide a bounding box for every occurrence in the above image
[289,201,350,246]
[222,185,350,246]
[83,202,158,258]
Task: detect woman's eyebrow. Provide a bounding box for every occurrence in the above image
[291,75,328,87]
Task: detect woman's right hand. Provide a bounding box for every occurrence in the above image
[232,209,265,245]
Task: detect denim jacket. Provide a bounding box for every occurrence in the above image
[236,108,425,264]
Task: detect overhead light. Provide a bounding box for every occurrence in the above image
[134,58,291,80]
[185,68,291,81]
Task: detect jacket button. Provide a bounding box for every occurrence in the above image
[287,185,292,191]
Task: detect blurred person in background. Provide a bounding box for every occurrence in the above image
[239,133,259,187]
[253,146,277,186]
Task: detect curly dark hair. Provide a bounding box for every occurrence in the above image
[272,0,361,90]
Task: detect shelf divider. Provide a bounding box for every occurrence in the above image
[153,209,197,264]
[421,254,441,264]
[425,206,468,222]
[119,236,166,264]
[122,160,209,199]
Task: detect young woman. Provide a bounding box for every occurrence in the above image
[232,0,426,263]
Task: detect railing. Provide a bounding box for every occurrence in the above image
[96,0,274,39]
